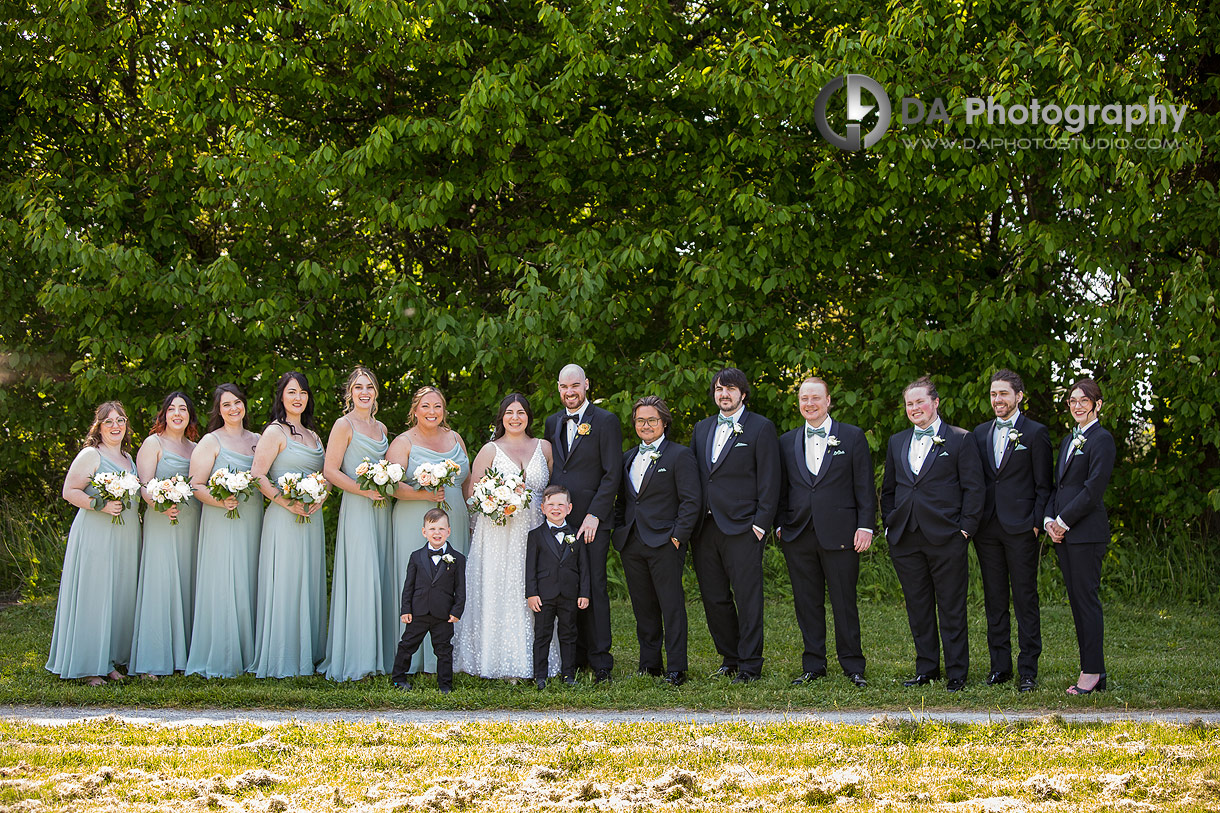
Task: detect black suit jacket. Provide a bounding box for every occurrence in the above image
[612,438,702,550]
[1047,423,1115,544]
[777,419,876,550]
[544,403,623,524]
[690,409,781,536]
[881,421,985,545]
[400,545,467,619]
[972,413,1053,535]
[526,524,592,601]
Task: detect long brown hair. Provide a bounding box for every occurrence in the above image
[150,391,201,441]
[342,366,380,417]
[406,386,450,430]
[83,401,132,456]
[205,383,249,433]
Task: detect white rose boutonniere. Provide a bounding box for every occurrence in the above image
[441,553,455,564]
[562,533,577,547]
[932,434,946,446]
[1071,434,1087,453]
[1008,429,1027,451]
[731,423,743,435]
[826,435,841,447]
[644,450,662,464]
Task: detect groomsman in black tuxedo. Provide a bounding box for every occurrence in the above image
[776,377,875,688]
[972,369,1053,692]
[881,376,985,692]
[544,364,622,682]
[613,396,701,686]
[690,367,781,684]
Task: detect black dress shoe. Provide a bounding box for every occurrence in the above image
[392,680,412,691]
[593,669,613,684]
[790,671,827,685]
[636,667,663,677]
[946,677,967,692]
[731,672,760,685]
[535,678,547,690]
[663,671,687,687]
[1018,675,1037,692]
[902,672,939,687]
[439,685,452,695]
[985,670,1013,686]
[563,675,578,686]
[847,672,867,688]
[709,665,737,679]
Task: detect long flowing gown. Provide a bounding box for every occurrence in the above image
[46,453,141,679]
[319,428,393,681]
[186,445,263,678]
[249,436,328,678]
[391,438,470,673]
[453,440,560,678]
[129,448,202,675]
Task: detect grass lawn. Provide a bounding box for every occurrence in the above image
[0,717,1217,812]
[3,595,1217,711]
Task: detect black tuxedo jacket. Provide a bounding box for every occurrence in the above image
[881,422,985,545]
[544,403,623,524]
[690,409,781,536]
[972,413,1053,535]
[400,545,467,619]
[777,419,876,549]
[1048,423,1115,544]
[526,523,592,601]
[612,438,702,550]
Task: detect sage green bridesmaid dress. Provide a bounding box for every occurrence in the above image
[186,445,263,678]
[45,453,141,679]
[250,435,328,678]
[129,448,202,675]
[319,427,392,681]
[390,439,470,673]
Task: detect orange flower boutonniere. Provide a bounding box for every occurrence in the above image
[577,422,591,436]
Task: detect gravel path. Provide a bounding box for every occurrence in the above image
[4,705,1218,726]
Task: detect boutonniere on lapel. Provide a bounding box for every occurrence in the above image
[931,434,946,446]
[561,533,577,547]
[577,423,591,436]
[1071,434,1086,455]
[731,423,743,435]
[826,435,841,447]
[441,553,455,564]
[1007,428,1027,451]
[643,450,662,465]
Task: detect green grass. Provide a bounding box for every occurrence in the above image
[0,718,1217,812]
[3,595,1218,710]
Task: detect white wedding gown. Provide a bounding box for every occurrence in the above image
[454,440,561,678]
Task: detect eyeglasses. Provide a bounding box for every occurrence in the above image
[100,418,127,426]
[634,417,662,427]
[1067,398,1093,407]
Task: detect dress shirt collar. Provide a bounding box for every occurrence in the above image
[718,405,745,424]
[995,408,1021,428]
[914,417,943,438]
[804,416,832,434]
[427,543,447,556]
[565,401,588,422]
[1077,418,1099,435]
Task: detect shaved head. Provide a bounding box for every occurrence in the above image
[559,363,586,381]
[557,364,589,410]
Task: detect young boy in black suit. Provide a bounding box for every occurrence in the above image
[391,508,466,694]
[526,485,591,689]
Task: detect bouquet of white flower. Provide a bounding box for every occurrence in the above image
[146,474,194,525]
[206,467,260,519]
[276,471,328,524]
[466,468,531,526]
[355,457,406,507]
[90,470,142,525]
[412,459,462,510]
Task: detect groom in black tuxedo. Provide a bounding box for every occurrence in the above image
[544,363,622,682]
[613,395,701,686]
[690,367,781,683]
[776,377,875,688]
[881,376,984,692]
[972,369,1053,692]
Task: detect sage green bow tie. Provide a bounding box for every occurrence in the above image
[996,419,1014,429]
[639,443,657,454]
[914,427,936,439]
[717,415,735,427]
[806,426,827,438]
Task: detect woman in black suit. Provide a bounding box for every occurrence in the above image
[1043,378,1115,695]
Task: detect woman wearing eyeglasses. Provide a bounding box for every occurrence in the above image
[1043,378,1116,696]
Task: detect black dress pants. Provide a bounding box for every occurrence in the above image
[575,529,614,673]
[781,530,864,675]
[974,518,1042,677]
[621,532,688,672]
[1055,540,1107,673]
[889,528,969,681]
[534,598,578,679]
[392,615,453,689]
[692,518,765,675]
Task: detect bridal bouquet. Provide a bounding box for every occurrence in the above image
[90,470,142,525]
[276,471,328,524]
[355,457,406,507]
[412,459,462,510]
[207,467,260,519]
[466,468,531,526]
[146,474,194,525]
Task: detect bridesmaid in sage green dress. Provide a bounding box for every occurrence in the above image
[387,385,471,674]
[319,366,394,681]
[249,371,330,678]
[46,401,141,686]
[129,392,202,677]
[186,383,262,678]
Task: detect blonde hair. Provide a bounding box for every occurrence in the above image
[83,401,132,455]
[406,386,450,430]
[342,366,380,417]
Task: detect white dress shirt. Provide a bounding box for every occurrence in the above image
[565,402,588,448]
[428,543,448,565]
[993,409,1020,467]
[908,417,943,475]
[804,417,832,476]
[631,434,664,492]
[711,406,744,464]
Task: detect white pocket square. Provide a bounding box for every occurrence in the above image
[832,449,846,456]
[657,468,667,473]
[734,442,748,447]
[939,451,949,457]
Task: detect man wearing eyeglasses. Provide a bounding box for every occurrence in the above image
[612,396,701,686]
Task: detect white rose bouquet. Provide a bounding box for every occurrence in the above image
[146,474,194,525]
[466,468,531,526]
[90,470,142,525]
[355,457,406,507]
[412,459,462,510]
[207,467,260,519]
[276,471,329,524]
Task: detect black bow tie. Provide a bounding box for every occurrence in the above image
[429,548,445,557]
[564,414,580,422]
[549,525,568,533]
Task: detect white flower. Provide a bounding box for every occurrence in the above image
[1072,435,1087,451]
[386,463,405,481]
[731,424,743,435]
[441,553,455,564]
[932,435,945,446]
[562,533,577,546]
[1008,429,1022,443]
[826,435,840,447]
[492,485,514,502]
[372,471,390,486]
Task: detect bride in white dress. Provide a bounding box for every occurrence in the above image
[454,393,562,679]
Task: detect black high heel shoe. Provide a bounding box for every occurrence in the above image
[1065,672,1107,695]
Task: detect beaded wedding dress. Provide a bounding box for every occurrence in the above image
[454,440,561,678]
